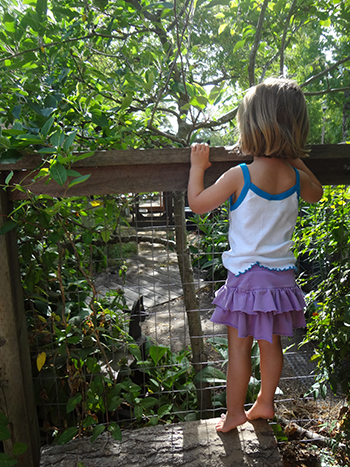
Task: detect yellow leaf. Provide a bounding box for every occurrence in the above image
[40,46,45,53]
[90,200,103,207]
[37,352,46,372]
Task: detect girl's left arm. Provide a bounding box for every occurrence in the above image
[187,144,240,214]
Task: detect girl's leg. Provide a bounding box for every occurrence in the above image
[246,334,283,421]
[216,326,253,432]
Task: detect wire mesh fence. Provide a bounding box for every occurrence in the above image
[18,189,346,458]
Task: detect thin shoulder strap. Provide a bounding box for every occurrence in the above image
[229,163,250,210]
[240,163,250,183]
[293,167,300,199]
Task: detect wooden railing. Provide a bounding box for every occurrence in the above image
[1,144,350,200]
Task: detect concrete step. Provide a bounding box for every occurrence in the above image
[40,418,283,467]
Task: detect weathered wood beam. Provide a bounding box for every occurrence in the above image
[0,177,41,467]
[0,144,349,200]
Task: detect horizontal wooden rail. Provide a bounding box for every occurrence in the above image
[1,144,350,200]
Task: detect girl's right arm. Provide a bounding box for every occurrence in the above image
[188,143,242,214]
[288,158,323,203]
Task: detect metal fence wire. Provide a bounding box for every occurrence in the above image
[23,190,344,449]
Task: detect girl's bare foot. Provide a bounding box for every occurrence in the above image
[246,398,275,421]
[215,411,247,433]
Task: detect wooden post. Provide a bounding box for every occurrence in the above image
[0,181,41,467]
[173,191,213,417]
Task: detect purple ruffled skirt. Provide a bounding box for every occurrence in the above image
[211,265,306,343]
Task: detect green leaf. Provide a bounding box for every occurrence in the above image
[38,147,57,154]
[157,403,172,417]
[12,443,28,456]
[180,103,191,111]
[36,0,47,18]
[0,136,10,149]
[0,150,23,164]
[4,171,14,185]
[68,174,91,188]
[90,424,106,442]
[0,424,11,441]
[149,345,168,365]
[218,23,228,34]
[50,161,67,186]
[193,365,226,385]
[189,95,208,110]
[150,415,159,426]
[0,453,18,466]
[56,427,78,445]
[40,116,54,137]
[63,131,77,152]
[204,0,230,7]
[208,86,222,104]
[12,105,22,120]
[50,130,65,148]
[91,110,109,128]
[134,405,143,419]
[233,39,245,52]
[108,422,122,441]
[107,396,123,411]
[140,397,159,409]
[82,415,96,428]
[4,14,16,33]
[129,344,141,361]
[0,220,18,236]
[67,393,83,413]
[72,151,95,163]
[320,18,331,27]
[120,94,133,111]
[100,229,111,243]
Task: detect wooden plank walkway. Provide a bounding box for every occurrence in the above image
[95,241,204,309]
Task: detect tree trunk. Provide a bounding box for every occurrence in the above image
[342,88,350,141]
[173,191,213,417]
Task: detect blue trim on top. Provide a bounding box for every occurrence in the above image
[294,167,300,199]
[230,164,250,211]
[230,163,300,210]
[250,181,297,200]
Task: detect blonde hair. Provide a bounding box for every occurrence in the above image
[237,78,309,159]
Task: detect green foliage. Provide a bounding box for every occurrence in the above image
[296,186,350,398]
[0,0,348,161]
[4,188,205,443]
[0,411,28,465]
[188,205,229,282]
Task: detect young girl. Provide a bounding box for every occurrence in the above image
[187,78,323,433]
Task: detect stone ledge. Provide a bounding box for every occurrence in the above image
[40,418,283,467]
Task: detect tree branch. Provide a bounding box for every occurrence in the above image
[280,0,298,76]
[193,106,239,130]
[248,0,269,87]
[146,124,187,145]
[0,32,126,63]
[300,54,350,88]
[276,415,346,450]
[260,18,305,82]
[304,86,350,96]
[167,0,192,32]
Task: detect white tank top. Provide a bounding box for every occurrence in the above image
[222,163,300,276]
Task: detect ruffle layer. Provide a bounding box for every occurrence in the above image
[211,283,306,344]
